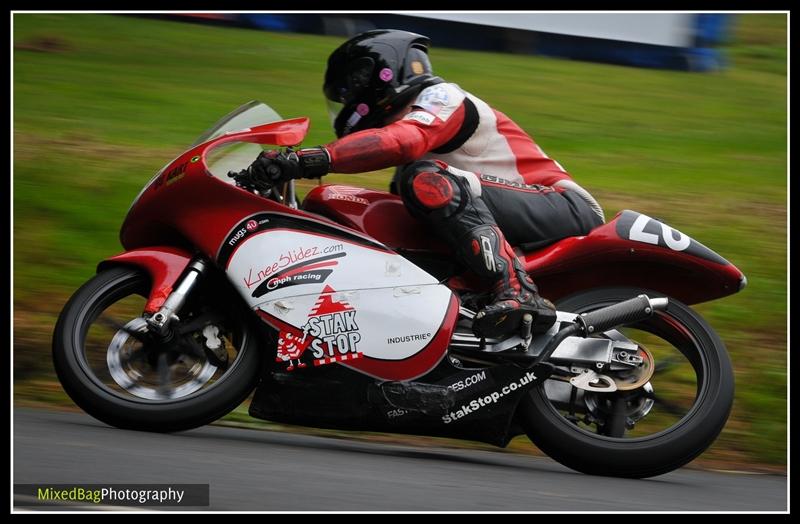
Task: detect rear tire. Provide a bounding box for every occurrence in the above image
[517,287,734,478]
[52,266,262,432]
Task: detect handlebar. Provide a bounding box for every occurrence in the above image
[227,155,298,209]
[227,147,293,193]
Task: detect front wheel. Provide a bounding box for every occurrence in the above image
[52,266,262,432]
[517,287,734,478]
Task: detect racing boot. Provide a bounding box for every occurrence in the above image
[462,225,557,339]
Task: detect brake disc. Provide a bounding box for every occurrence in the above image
[610,343,655,391]
[107,318,217,400]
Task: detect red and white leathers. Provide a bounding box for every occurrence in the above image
[325,82,604,225]
[324,82,604,337]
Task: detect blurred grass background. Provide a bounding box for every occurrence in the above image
[12,14,787,470]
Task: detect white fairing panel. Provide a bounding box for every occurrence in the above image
[262,285,453,361]
[225,228,453,362]
[227,229,439,305]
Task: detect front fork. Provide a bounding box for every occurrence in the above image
[146,258,208,336]
[100,247,210,336]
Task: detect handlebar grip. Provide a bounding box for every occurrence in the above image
[266,165,282,179]
[575,294,665,335]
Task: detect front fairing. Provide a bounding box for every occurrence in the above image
[120,115,311,256]
[119,105,459,384]
[125,101,286,217]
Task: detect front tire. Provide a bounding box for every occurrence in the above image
[52,266,262,432]
[517,287,734,478]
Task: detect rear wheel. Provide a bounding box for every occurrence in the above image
[517,287,734,478]
[52,266,262,432]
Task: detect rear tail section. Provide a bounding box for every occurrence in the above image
[523,210,745,305]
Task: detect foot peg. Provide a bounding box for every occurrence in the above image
[520,313,534,349]
[473,301,555,340]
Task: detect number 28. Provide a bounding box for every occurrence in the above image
[629,215,691,252]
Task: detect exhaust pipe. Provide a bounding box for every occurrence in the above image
[575,295,668,336]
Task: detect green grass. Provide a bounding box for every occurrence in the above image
[13,14,787,469]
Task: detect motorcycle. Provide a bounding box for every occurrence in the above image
[52,101,745,478]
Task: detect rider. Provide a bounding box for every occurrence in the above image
[244,29,605,339]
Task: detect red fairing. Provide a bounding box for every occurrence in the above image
[121,118,372,260]
[121,148,272,255]
[523,212,746,305]
[98,247,193,313]
[213,117,310,147]
[302,185,448,253]
[325,105,464,173]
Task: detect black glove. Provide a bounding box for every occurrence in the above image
[229,147,330,193]
[251,147,330,183]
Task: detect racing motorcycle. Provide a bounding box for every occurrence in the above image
[52,101,745,478]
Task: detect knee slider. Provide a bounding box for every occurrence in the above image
[412,171,454,209]
[400,160,463,212]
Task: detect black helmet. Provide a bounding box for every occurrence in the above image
[323,29,440,138]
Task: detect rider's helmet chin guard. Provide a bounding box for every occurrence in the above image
[323,29,441,138]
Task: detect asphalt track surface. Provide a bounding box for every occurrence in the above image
[13,409,787,512]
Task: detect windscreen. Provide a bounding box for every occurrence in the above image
[191,100,283,147]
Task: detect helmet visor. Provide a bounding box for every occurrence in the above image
[326,99,344,130]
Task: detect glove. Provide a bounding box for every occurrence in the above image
[249,147,331,185]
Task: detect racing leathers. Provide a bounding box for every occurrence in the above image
[317,82,604,338]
